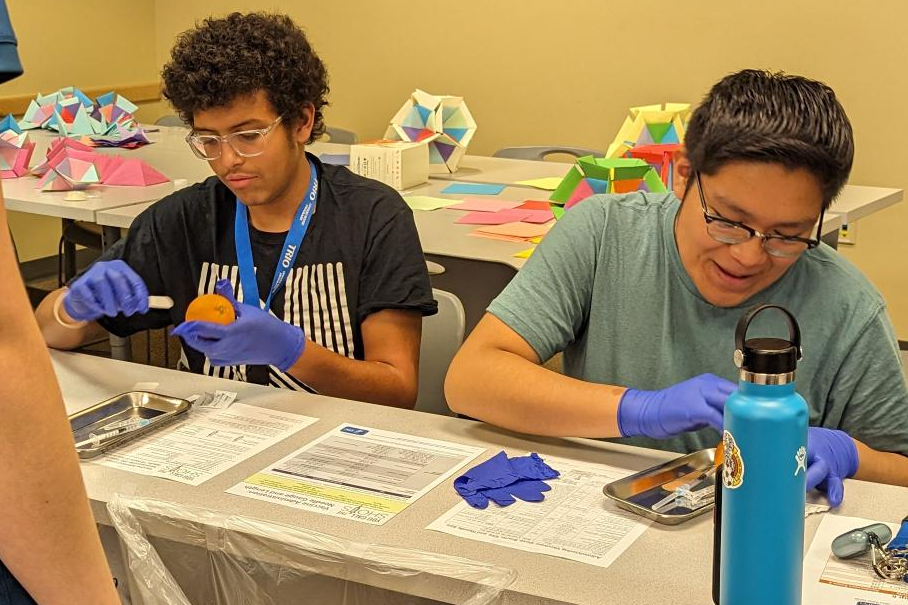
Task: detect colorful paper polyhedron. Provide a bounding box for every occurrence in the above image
[17,86,146,146]
[549,156,667,209]
[606,103,690,159]
[384,89,477,174]
[0,115,34,178]
[33,137,168,191]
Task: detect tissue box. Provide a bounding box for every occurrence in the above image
[349,140,429,190]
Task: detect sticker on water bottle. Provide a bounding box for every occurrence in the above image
[722,430,745,489]
[794,446,807,476]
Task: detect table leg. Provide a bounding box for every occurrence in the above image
[101,225,132,362]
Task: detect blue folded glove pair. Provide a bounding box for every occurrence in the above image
[454,451,559,509]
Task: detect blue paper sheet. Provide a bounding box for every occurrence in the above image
[440,182,507,195]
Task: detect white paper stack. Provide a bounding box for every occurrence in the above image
[349,140,429,190]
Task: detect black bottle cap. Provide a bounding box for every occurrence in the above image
[740,336,799,374]
[734,304,802,375]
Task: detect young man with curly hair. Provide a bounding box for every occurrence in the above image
[445,70,908,505]
[36,12,436,408]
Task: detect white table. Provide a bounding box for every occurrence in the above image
[94,179,849,333]
[53,350,908,605]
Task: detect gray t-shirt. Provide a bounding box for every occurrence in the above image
[489,191,908,455]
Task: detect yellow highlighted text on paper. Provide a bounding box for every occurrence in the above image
[243,473,407,513]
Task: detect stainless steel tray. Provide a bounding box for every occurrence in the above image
[603,448,718,525]
[68,391,191,459]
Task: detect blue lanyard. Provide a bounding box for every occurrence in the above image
[234,158,318,309]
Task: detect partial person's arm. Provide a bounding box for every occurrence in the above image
[173,280,423,408]
[854,441,908,486]
[446,313,625,436]
[36,259,152,349]
[0,206,121,604]
[287,308,422,408]
[36,287,107,349]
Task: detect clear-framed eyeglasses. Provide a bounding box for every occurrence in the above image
[695,172,824,259]
[185,116,283,160]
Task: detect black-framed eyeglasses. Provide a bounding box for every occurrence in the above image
[185,116,283,160]
[695,172,824,259]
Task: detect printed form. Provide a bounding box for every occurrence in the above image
[804,514,908,604]
[427,457,650,568]
[227,424,485,525]
[93,403,317,486]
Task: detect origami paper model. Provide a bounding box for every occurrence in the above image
[39,156,100,191]
[92,92,138,127]
[549,156,667,209]
[32,137,168,190]
[88,123,150,148]
[606,103,691,159]
[16,87,143,144]
[0,114,21,134]
[384,89,476,173]
[627,143,681,188]
[102,157,168,186]
[0,130,34,178]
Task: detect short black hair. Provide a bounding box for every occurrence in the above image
[161,12,329,143]
[684,69,854,209]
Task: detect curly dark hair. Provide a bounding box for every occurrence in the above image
[161,12,329,143]
[685,69,854,209]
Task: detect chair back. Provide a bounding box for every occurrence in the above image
[324,126,358,144]
[154,114,187,128]
[416,289,465,416]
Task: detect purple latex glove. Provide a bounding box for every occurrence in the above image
[617,373,735,439]
[172,279,305,371]
[64,259,149,321]
[454,451,559,509]
[805,427,859,508]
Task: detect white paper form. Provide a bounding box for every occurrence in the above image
[426,457,650,568]
[227,424,485,525]
[93,403,317,486]
[803,514,908,604]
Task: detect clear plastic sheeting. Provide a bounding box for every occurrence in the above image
[107,495,516,605]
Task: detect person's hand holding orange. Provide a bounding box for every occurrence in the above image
[172,279,305,370]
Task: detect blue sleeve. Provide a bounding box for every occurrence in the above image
[0,1,22,84]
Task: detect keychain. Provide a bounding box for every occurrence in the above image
[832,517,908,582]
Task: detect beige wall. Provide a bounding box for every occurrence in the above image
[4,0,158,261]
[10,1,908,337]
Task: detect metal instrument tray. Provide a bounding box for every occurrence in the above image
[603,448,718,525]
[68,391,191,459]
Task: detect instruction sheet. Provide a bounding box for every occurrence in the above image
[803,513,908,604]
[227,424,485,525]
[427,457,650,567]
[93,403,317,486]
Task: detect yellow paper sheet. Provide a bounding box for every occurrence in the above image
[514,177,564,191]
[404,195,460,211]
[513,247,535,259]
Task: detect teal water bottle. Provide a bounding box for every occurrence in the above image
[719,304,808,605]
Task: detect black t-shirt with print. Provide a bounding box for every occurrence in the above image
[96,154,437,390]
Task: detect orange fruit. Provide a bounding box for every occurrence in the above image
[185,294,235,324]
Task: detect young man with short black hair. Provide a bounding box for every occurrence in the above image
[446,70,908,505]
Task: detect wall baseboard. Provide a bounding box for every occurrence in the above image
[0,82,162,116]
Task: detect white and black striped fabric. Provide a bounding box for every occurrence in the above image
[96,154,437,390]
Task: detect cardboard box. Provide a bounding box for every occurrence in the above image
[349,140,429,190]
